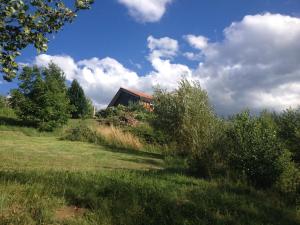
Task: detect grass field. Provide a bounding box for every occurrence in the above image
[0,119,299,225]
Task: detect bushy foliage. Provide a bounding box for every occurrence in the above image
[225,111,286,188]
[10,63,70,131]
[273,108,300,163]
[68,79,91,118]
[276,151,300,203]
[126,123,169,146]
[153,79,222,177]
[97,103,153,127]
[62,124,102,144]
[0,95,6,108]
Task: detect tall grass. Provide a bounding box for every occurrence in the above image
[63,123,144,151]
[95,125,143,151]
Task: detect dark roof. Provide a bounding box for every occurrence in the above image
[108,87,153,107]
[121,87,153,100]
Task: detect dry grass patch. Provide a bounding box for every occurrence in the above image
[95,125,143,151]
[54,206,86,221]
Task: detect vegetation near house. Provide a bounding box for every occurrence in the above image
[152,79,223,177]
[0,74,299,223]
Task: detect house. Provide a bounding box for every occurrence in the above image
[108,87,153,110]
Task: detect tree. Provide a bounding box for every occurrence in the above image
[225,111,286,188]
[273,108,300,164]
[67,79,90,118]
[10,63,70,130]
[0,0,93,81]
[153,79,222,177]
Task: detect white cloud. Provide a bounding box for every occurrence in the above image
[183,52,202,61]
[118,0,173,23]
[34,36,190,109]
[147,35,179,59]
[34,13,300,115]
[184,35,209,50]
[193,13,300,114]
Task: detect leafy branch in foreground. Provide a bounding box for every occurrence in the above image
[0,0,94,81]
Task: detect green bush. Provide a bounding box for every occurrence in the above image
[62,124,102,144]
[225,111,286,188]
[276,150,300,203]
[273,108,300,164]
[0,95,6,108]
[127,123,169,145]
[153,79,222,177]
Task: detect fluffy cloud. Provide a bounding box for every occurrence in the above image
[184,35,209,50]
[35,13,300,115]
[192,13,300,114]
[147,35,178,59]
[35,36,190,109]
[118,0,173,22]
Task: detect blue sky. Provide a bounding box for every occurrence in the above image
[1,0,300,114]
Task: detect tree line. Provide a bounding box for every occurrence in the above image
[9,63,93,131]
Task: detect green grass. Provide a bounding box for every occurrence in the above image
[0,131,163,171]
[0,116,299,225]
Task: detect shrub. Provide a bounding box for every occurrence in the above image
[276,150,300,203]
[273,108,300,164]
[153,79,222,177]
[0,95,6,108]
[225,111,286,188]
[62,124,102,144]
[126,123,169,145]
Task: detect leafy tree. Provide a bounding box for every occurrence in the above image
[153,79,222,177]
[273,108,300,164]
[0,0,93,81]
[67,79,90,118]
[10,63,70,130]
[225,111,286,188]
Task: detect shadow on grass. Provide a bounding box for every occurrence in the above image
[0,116,35,127]
[0,169,298,225]
[104,144,164,159]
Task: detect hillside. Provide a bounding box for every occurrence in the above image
[0,120,299,225]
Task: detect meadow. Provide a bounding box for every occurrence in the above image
[0,114,299,225]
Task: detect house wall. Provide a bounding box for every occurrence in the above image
[113,91,140,106]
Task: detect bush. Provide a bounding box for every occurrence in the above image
[273,108,300,164]
[225,111,286,188]
[62,124,102,144]
[276,150,300,203]
[126,123,169,145]
[0,95,6,108]
[153,79,222,177]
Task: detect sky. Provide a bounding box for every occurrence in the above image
[1,0,300,115]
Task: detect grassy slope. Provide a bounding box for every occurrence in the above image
[0,118,299,224]
[0,131,163,171]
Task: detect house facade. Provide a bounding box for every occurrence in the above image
[108,87,153,110]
